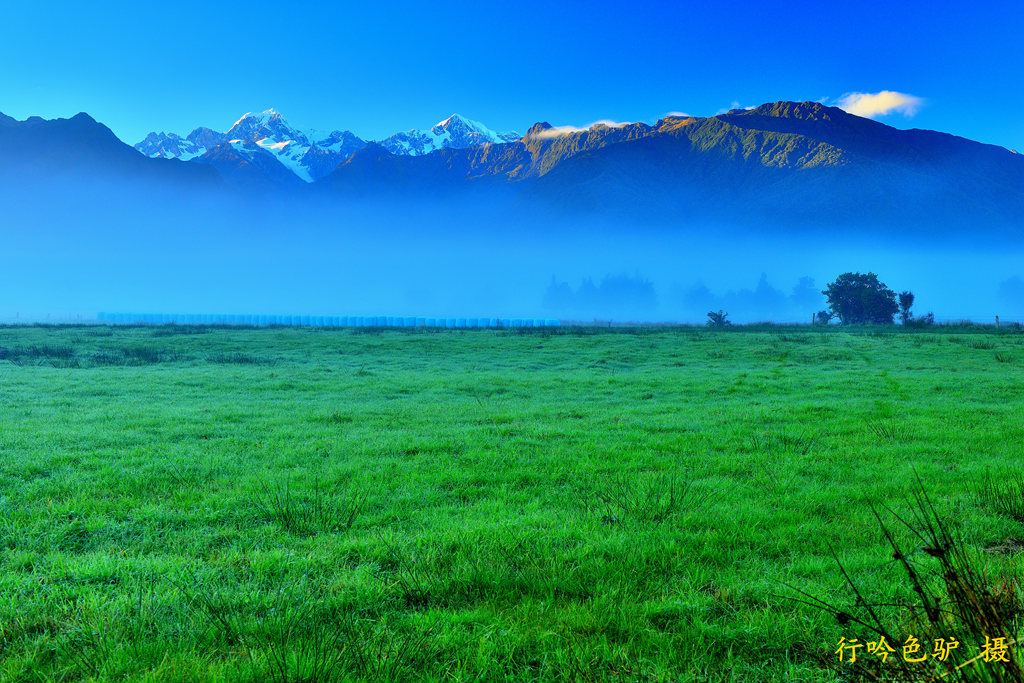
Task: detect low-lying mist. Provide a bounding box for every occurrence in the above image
[2,177,1021,324]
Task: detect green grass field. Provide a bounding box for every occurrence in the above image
[0,324,1021,681]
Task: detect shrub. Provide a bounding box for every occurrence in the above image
[706,310,731,328]
[906,312,936,328]
[789,483,1023,681]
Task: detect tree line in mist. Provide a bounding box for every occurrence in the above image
[543,272,823,322]
[543,273,1024,323]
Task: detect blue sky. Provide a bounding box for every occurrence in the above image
[1,0,1022,151]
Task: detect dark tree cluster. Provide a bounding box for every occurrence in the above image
[821,272,933,326]
[543,273,657,319]
[680,273,822,322]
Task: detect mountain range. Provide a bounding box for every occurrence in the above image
[316,101,1024,232]
[3,101,1022,236]
[134,110,518,187]
[0,110,218,188]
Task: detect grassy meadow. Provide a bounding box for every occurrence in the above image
[0,324,1022,681]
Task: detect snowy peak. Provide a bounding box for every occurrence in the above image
[434,113,484,133]
[379,113,520,156]
[187,126,226,150]
[313,129,364,153]
[220,109,355,183]
[135,110,518,185]
[136,109,366,183]
[433,113,519,142]
[135,127,227,161]
[226,109,311,148]
[136,132,191,159]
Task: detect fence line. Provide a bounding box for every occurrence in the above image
[95,313,561,328]
[4,312,1012,327]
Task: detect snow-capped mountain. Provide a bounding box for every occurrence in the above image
[134,110,520,186]
[217,109,366,183]
[9,102,1024,236]
[135,109,366,183]
[136,127,226,161]
[378,114,520,156]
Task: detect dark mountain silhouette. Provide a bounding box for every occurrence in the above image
[2,103,1022,239]
[0,111,220,189]
[315,101,1024,234]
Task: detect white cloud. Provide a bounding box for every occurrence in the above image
[531,119,633,140]
[715,101,740,115]
[589,119,632,129]
[714,101,757,115]
[836,90,924,118]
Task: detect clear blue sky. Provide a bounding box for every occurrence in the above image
[1,0,1022,151]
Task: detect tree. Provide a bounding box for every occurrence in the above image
[598,273,657,315]
[898,291,915,325]
[821,272,898,325]
[815,310,833,325]
[542,276,574,312]
[706,310,731,327]
[791,276,821,311]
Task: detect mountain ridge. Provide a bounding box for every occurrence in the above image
[0,110,221,189]
[134,110,520,185]
[315,101,1024,231]
[4,102,1023,235]
[378,113,520,156]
